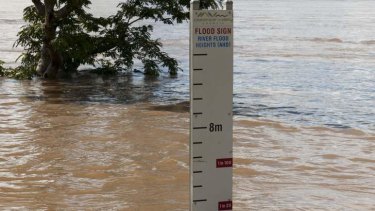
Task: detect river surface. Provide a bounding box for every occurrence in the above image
[1,0,375,210]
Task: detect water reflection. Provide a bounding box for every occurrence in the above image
[21,73,162,105]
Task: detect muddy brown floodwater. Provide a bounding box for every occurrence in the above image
[0,77,374,210]
[1,0,375,209]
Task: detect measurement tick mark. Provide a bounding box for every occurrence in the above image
[193,83,203,86]
[193,156,203,159]
[193,185,203,188]
[193,199,207,203]
[193,53,207,56]
[193,112,203,115]
[193,68,203,71]
[193,98,203,101]
[193,142,203,145]
[193,171,203,174]
[193,127,207,130]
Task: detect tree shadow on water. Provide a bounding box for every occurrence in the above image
[27,72,165,105]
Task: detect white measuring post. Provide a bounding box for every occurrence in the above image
[190,0,234,210]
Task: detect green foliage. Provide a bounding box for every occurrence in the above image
[0,60,35,79]
[13,6,43,77]
[0,60,5,76]
[13,0,221,78]
[5,66,36,80]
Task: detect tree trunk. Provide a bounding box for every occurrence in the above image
[36,0,63,79]
[32,0,87,78]
[36,44,49,75]
[43,48,62,79]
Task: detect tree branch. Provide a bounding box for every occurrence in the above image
[55,0,85,20]
[31,0,45,17]
[128,17,142,26]
[55,4,71,19]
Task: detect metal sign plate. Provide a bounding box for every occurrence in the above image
[190,6,234,211]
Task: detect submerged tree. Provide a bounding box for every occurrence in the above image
[14,0,222,78]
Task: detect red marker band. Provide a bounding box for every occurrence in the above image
[216,158,233,168]
[219,200,233,210]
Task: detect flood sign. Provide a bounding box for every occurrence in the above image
[189,1,234,210]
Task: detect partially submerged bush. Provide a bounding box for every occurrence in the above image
[0,60,35,79]
[0,60,5,76]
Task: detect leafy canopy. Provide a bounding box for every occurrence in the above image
[13,0,222,78]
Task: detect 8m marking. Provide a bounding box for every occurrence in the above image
[209,123,223,132]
